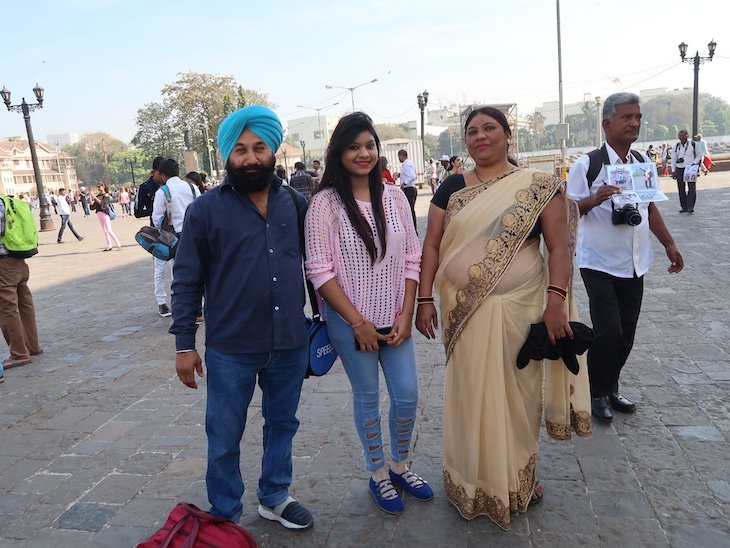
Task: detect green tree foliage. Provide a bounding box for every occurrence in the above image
[65,133,129,184]
[423,134,439,162]
[133,72,275,174]
[104,149,152,187]
[132,102,183,162]
[437,128,461,157]
[641,92,730,137]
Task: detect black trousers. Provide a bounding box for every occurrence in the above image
[402,186,418,233]
[580,268,644,397]
[674,168,696,211]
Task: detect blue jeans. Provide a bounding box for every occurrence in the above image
[204,345,308,521]
[324,302,418,472]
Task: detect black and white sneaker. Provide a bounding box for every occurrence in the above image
[158,304,172,317]
[258,496,313,530]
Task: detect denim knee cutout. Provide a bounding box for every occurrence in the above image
[364,418,385,469]
[394,418,414,461]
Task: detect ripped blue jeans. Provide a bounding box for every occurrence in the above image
[324,301,418,472]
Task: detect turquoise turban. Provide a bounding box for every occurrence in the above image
[217,105,283,162]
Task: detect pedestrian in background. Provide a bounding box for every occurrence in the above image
[55,188,83,243]
[89,184,122,252]
[305,112,432,515]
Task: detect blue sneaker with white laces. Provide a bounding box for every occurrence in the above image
[389,468,434,501]
[369,477,404,515]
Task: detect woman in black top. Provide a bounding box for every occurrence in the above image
[89,184,122,251]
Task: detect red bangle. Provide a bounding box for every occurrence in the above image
[350,318,365,328]
[547,288,566,300]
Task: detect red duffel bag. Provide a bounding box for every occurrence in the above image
[137,502,257,548]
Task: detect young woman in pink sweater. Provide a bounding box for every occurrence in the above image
[304,112,433,515]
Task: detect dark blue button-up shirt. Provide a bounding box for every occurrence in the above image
[170,177,308,353]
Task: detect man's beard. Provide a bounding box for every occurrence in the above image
[227,159,275,194]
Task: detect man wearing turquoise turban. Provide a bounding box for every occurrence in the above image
[170,105,314,531]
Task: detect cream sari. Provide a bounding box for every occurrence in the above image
[435,168,591,530]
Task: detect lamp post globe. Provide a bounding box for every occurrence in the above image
[1,83,54,230]
[678,40,717,136]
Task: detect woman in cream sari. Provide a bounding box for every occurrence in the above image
[416,107,592,530]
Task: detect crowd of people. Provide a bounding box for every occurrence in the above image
[1,93,692,537]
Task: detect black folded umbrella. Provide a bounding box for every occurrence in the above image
[516,322,595,375]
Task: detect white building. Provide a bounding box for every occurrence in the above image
[46,132,80,147]
[0,140,78,197]
[286,115,340,161]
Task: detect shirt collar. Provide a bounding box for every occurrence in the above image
[605,142,633,164]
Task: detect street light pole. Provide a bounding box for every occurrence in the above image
[1,83,54,231]
[595,96,602,148]
[556,0,566,169]
[417,90,429,182]
[200,123,215,175]
[297,101,340,158]
[300,140,307,165]
[678,39,717,137]
[325,79,378,112]
[127,158,136,186]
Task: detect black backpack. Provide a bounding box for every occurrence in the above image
[585,144,645,187]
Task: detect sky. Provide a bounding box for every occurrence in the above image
[1,0,729,144]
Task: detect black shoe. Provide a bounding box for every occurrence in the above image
[591,396,613,423]
[687,208,694,214]
[258,497,314,530]
[679,209,688,213]
[610,392,636,413]
[158,304,172,317]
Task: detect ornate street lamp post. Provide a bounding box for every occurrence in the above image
[678,39,717,137]
[1,83,54,231]
[300,140,307,165]
[417,90,429,183]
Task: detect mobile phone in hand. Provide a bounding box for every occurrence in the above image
[355,326,392,351]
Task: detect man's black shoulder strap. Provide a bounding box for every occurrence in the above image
[586,144,610,188]
[586,145,645,188]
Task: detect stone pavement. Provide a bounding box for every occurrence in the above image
[1,173,729,547]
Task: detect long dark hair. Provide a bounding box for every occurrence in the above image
[317,112,387,263]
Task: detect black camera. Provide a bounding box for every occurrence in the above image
[611,204,642,226]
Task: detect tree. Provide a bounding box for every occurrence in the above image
[66,133,129,184]
[642,92,730,138]
[525,113,545,149]
[104,149,152,187]
[423,134,439,161]
[134,72,275,174]
[436,128,461,158]
[132,102,183,162]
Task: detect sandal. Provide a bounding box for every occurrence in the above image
[529,480,544,507]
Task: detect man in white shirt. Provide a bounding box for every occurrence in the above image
[694,133,710,175]
[672,129,702,213]
[151,159,200,316]
[395,149,418,232]
[55,188,83,243]
[567,92,684,423]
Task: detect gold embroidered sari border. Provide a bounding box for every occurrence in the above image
[443,171,565,359]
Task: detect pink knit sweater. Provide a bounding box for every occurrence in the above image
[304,184,421,328]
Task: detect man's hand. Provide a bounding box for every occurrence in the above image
[665,244,684,273]
[176,351,204,389]
[593,184,620,206]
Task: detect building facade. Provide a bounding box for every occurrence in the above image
[0,140,78,197]
[286,115,340,161]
